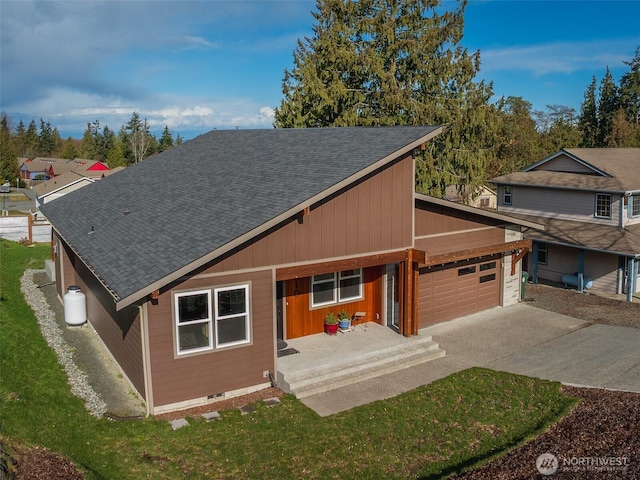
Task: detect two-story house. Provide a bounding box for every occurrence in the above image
[491,148,640,301]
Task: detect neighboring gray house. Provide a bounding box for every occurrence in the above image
[491,148,640,301]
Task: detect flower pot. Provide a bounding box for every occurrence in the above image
[338,319,351,330]
[325,323,339,335]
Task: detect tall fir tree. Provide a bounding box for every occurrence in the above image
[38,119,56,156]
[0,114,19,184]
[619,47,640,126]
[275,0,499,195]
[597,67,620,146]
[24,120,39,158]
[578,76,599,147]
[60,137,79,160]
[158,126,174,152]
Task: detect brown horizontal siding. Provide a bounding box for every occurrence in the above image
[146,269,274,408]
[57,236,145,398]
[201,154,415,275]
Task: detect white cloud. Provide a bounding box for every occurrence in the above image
[480,38,639,76]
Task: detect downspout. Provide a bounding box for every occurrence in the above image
[627,257,635,303]
[577,249,585,293]
[139,304,154,416]
[531,242,539,284]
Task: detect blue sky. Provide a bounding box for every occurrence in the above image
[1,0,638,140]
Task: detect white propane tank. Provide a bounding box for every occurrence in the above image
[64,285,87,326]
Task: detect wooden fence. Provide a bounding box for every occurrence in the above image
[0,215,51,243]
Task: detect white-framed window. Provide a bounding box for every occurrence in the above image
[175,289,213,355]
[214,285,250,348]
[595,193,611,219]
[338,269,363,302]
[631,195,640,218]
[311,269,363,307]
[311,273,337,307]
[503,185,512,205]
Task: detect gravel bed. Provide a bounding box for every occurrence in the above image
[19,269,107,418]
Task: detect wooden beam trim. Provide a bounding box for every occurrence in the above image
[511,246,529,276]
[422,239,532,267]
[276,249,425,281]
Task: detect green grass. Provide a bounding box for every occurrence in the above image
[0,239,579,479]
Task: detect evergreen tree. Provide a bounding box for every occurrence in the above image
[597,67,620,146]
[106,137,127,168]
[14,120,29,157]
[275,0,499,196]
[578,76,598,147]
[80,122,98,159]
[38,118,56,156]
[493,96,542,175]
[619,47,640,126]
[60,137,79,159]
[0,114,19,184]
[158,125,174,151]
[24,120,39,158]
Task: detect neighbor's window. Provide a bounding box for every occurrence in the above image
[214,285,250,348]
[311,269,363,307]
[503,186,512,205]
[631,195,640,218]
[175,290,213,355]
[595,193,611,218]
[537,242,548,265]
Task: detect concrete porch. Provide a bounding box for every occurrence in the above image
[276,322,445,398]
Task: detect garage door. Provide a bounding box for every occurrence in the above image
[418,255,501,328]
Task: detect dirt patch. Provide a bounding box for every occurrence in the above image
[9,443,84,480]
[525,282,640,329]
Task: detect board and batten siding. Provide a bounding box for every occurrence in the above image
[498,185,621,226]
[199,153,415,275]
[146,269,274,409]
[414,199,506,254]
[55,232,145,398]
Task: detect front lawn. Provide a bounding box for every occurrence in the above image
[0,240,578,479]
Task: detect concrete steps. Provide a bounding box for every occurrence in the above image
[277,335,445,398]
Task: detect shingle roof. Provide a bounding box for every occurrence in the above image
[507,213,640,257]
[490,170,624,192]
[33,171,92,196]
[491,148,640,192]
[41,126,441,307]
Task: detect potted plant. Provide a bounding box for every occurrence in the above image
[324,312,339,335]
[338,311,351,330]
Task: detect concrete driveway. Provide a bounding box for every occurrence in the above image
[301,303,640,416]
